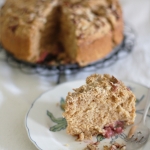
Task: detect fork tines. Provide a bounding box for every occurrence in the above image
[120,133,146,144]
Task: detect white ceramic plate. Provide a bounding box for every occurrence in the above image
[25,80,150,150]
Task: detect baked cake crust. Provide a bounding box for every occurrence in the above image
[64,74,136,141]
[60,0,124,66]
[0,0,59,62]
[0,0,124,66]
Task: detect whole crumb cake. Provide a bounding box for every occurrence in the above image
[0,0,123,66]
[63,74,136,141]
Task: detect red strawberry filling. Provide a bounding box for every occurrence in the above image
[104,121,125,138]
[37,51,49,63]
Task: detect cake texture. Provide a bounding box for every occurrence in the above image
[0,0,60,62]
[0,0,124,66]
[64,74,136,141]
[60,0,124,66]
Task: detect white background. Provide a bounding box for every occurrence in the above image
[0,0,150,149]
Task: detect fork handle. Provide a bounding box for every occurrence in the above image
[142,88,150,124]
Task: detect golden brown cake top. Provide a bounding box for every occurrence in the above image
[66,74,134,105]
[0,0,58,33]
[61,0,121,39]
[0,0,123,66]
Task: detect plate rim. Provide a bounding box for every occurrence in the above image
[25,80,85,150]
[25,79,149,150]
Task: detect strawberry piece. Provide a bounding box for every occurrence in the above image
[37,51,49,63]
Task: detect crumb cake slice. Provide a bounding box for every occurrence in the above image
[64,74,136,141]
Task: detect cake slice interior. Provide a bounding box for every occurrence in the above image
[64,74,136,141]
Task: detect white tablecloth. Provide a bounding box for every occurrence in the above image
[0,0,150,150]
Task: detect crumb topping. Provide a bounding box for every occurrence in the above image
[61,0,121,39]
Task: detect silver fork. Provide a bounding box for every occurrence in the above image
[120,89,150,150]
